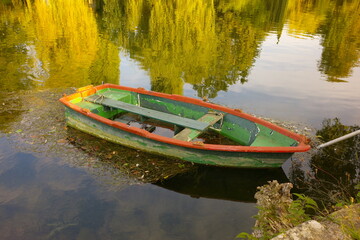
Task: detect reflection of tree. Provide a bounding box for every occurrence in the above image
[88,38,120,85]
[98,0,290,97]
[90,0,360,95]
[318,1,360,82]
[2,0,359,94]
[291,118,360,207]
[0,0,121,89]
[286,0,327,35]
[142,0,216,95]
[23,0,99,88]
[285,0,360,82]
[0,3,31,91]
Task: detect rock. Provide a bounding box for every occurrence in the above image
[252,180,295,238]
[271,220,349,240]
[271,202,360,240]
[253,180,360,240]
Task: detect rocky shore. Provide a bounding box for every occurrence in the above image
[272,204,360,240]
[251,181,360,240]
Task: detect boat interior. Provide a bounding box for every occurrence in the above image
[69,87,299,147]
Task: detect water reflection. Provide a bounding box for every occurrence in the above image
[0,92,25,131]
[0,0,119,90]
[1,0,359,94]
[100,0,281,97]
[0,143,94,239]
[156,166,288,202]
[317,1,360,82]
[289,118,360,206]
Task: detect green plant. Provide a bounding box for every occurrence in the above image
[237,193,320,239]
[237,181,360,239]
[288,193,319,223]
[331,183,360,240]
[356,183,360,202]
[343,225,360,240]
[332,183,360,209]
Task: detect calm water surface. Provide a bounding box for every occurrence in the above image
[0,0,359,239]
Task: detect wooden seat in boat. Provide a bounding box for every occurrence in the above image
[173,112,223,141]
[85,94,220,132]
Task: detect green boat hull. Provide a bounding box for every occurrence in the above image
[65,108,292,168]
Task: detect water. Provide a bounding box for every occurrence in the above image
[0,0,360,239]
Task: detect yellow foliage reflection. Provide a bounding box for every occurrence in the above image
[109,0,272,97]
[26,0,99,87]
[317,0,360,82]
[0,0,120,89]
[286,0,360,82]
[286,0,327,35]
[1,0,359,94]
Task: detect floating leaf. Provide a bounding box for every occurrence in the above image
[57,139,67,144]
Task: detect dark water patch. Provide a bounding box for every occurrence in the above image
[37,185,113,240]
[288,118,360,207]
[95,184,257,240]
[0,204,22,222]
[0,151,121,240]
[77,197,112,229]
[0,152,36,189]
[159,212,186,238]
[156,166,289,202]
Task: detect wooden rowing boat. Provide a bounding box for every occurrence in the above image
[59,84,310,168]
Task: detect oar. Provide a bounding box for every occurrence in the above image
[316,129,360,149]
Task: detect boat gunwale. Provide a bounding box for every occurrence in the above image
[59,84,311,153]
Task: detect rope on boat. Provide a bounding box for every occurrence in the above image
[93,95,105,104]
[207,111,224,129]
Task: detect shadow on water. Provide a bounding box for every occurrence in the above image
[156,166,289,203]
[151,117,360,206]
[64,126,195,183]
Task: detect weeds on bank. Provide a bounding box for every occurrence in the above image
[236,181,320,240]
[237,182,360,240]
[332,183,360,208]
[330,183,360,240]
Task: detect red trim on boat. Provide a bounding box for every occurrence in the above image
[59,84,311,153]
